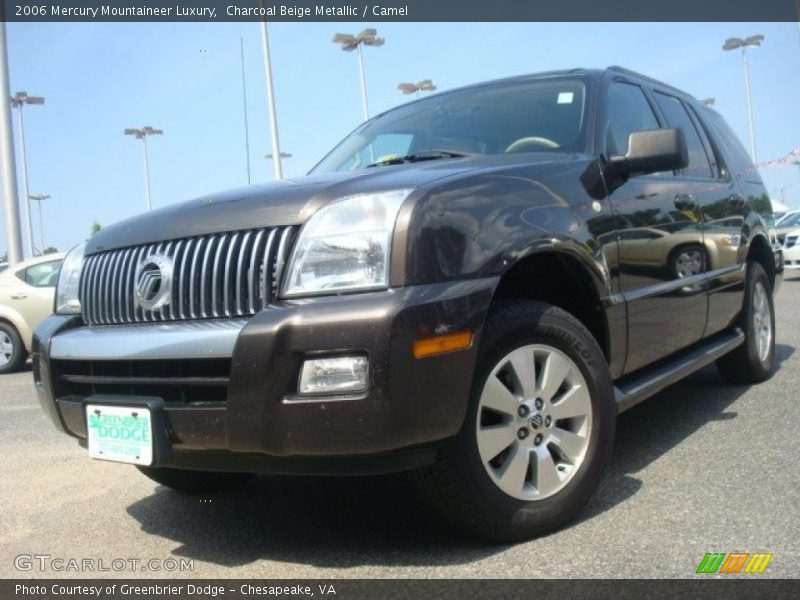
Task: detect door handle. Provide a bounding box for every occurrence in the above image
[10,293,27,300]
[674,193,698,211]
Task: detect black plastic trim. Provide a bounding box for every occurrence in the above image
[614,328,744,413]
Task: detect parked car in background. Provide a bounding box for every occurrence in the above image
[772,207,795,223]
[782,228,800,272]
[0,253,64,373]
[775,211,800,245]
[0,262,8,273]
[776,209,799,225]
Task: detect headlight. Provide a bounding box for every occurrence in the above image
[55,241,87,314]
[282,189,412,297]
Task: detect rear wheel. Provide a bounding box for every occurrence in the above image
[412,300,615,542]
[137,466,253,494]
[0,323,27,374]
[716,261,775,383]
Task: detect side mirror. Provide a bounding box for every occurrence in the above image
[609,128,689,177]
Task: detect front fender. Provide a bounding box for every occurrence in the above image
[399,157,612,295]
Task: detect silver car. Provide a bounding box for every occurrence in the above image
[0,253,64,373]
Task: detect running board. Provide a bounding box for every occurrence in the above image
[614,328,745,413]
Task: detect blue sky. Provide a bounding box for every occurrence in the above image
[2,21,800,255]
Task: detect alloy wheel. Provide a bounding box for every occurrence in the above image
[753,281,773,363]
[0,332,13,368]
[476,344,593,501]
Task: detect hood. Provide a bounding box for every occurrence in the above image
[87,152,583,254]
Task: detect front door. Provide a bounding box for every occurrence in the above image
[603,80,709,373]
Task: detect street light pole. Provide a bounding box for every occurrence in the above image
[124,126,162,212]
[0,23,23,265]
[141,136,152,211]
[776,186,786,205]
[259,19,283,180]
[14,101,32,257]
[11,91,45,258]
[332,29,385,121]
[265,152,292,160]
[240,36,252,186]
[29,193,49,252]
[356,44,369,119]
[740,48,756,163]
[723,34,764,163]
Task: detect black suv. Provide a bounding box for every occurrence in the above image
[34,67,781,541]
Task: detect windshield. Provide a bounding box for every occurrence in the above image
[312,77,589,174]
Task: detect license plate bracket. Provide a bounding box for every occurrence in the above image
[83,395,171,466]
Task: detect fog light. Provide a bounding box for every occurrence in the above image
[299,356,369,395]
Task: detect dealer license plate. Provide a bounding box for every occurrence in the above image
[86,404,153,466]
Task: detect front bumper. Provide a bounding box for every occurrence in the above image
[33,279,496,474]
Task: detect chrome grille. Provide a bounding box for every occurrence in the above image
[80,226,296,325]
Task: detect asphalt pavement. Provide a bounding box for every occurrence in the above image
[1,276,798,579]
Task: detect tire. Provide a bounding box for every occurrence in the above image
[716,261,775,384]
[411,300,615,542]
[0,322,27,374]
[137,466,253,494]
[670,244,706,279]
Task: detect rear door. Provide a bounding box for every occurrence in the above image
[648,90,742,324]
[602,79,709,374]
[692,108,759,336]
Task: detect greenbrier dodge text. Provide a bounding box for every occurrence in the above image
[16,583,338,597]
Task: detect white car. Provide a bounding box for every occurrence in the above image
[776,210,800,226]
[783,228,800,271]
[0,253,65,373]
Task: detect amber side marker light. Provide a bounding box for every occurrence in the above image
[413,331,473,359]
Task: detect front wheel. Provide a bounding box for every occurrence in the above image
[412,300,615,542]
[137,466,253,494]
[716,261,775,383]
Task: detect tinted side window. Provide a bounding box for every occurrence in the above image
[606,82,659,156]
[652,92,713,178]
[700,108,756,180]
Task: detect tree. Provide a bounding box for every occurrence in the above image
[42,246,59,255]
[90,221,102,236]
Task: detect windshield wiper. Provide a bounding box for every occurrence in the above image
[366,149,474,168]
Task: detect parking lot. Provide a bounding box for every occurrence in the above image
[1,276,798,579]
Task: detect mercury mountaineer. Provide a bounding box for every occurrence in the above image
[33,67,781,541]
